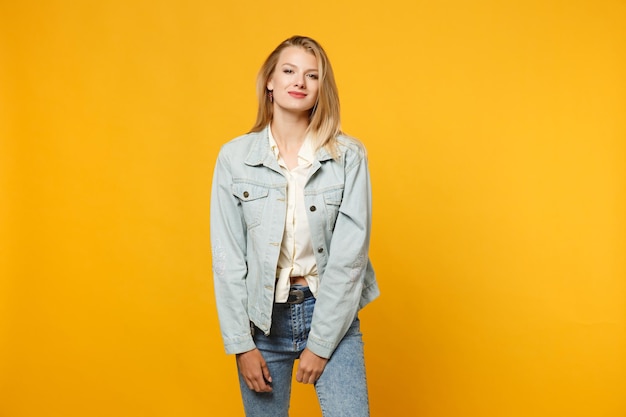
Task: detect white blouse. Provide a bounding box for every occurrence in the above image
[268,126,319,302]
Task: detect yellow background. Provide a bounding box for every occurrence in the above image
[1,1,625,416]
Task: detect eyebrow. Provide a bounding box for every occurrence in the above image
[281,62,318,72]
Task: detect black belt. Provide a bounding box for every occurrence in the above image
[283,287,314,304]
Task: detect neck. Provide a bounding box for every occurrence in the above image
[270,109,310,150]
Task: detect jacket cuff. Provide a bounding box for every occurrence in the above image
[305,335,336,359]
[223,334,256,355]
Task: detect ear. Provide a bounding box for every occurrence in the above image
[267,77,274,91]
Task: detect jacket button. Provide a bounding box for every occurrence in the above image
[317,247,324,253]
[310,206,316,212]
[243,191,249,198]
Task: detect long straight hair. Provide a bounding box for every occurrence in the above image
[250,36,341,155]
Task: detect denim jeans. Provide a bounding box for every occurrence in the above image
[237,288,369,417]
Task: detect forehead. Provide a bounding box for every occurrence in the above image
[277,46,318,68]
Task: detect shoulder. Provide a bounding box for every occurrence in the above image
[334,134,368,166]
[220,131,263,152]
[218,130,266,160]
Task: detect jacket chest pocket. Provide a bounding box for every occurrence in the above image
[322,188,343,231]
[232,183,269,229]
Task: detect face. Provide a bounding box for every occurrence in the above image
[267,46,319,116]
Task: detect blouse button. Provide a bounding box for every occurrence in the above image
[310,206,316,212]
[243,191,249,198]
[317,247,324,253]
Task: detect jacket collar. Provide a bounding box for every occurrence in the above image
[244,127,334,169]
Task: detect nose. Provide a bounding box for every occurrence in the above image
[294,74,306,88]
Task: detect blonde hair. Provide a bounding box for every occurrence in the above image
[250,36,341,154]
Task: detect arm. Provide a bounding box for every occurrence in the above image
[306,146,373,359]
[211,150,273,392]
[210,150,255,354]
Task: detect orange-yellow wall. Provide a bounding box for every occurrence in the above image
[1,1,625,416]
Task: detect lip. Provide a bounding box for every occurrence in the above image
[288,91,307,98]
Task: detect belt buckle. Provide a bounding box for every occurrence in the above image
[287,289,305,304]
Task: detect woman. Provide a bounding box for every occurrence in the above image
[211,35,379,417]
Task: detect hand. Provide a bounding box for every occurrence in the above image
[236,348,273,392]
[296,348,328,384]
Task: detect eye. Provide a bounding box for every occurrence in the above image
[283,69,294,74]
[306,73,319,80]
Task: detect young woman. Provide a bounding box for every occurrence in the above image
[210,35,379,417]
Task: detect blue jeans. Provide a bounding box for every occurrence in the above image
[237,289,370,417]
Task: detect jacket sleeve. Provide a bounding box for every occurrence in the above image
[306,146,373,358]
[210,149,256,355]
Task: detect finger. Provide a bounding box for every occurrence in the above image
[261,361,272,383]
[249,378,262,392]
[305,370,317,384]
[244,376,255,391]
[252,374,272,393]
[296,365,314,384]
[295,364,304,383]
[242,369,264,392]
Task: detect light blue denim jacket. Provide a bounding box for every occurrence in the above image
[210,127,380,359]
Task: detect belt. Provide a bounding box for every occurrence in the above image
[282,287,314,304]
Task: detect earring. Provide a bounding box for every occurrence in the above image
[268,90,273,103]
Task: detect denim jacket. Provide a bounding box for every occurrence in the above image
[210,128,380,359]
